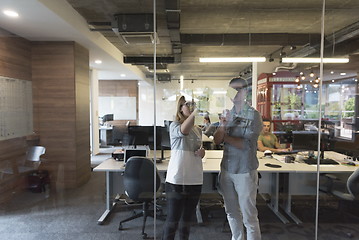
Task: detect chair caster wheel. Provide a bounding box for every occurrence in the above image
[142,233,147,239]
[118,224,123,230]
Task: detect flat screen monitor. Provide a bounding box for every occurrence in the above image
[102,114,114,122]
[127,126,164,149]
[124,149,147,163]
[292,131,331,152]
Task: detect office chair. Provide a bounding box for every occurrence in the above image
[319,169,359,238]
[320,168,359,201]
[118,156,163,239]
[0,146,46,176]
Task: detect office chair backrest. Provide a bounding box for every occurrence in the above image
[26,146,46,162]
[123,157,161,201]
[347,168,359,199]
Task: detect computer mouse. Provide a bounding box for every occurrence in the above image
[264,150,273,157]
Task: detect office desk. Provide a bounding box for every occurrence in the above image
[94,150,356,224]
[93,150,223,224]
[267,151,356,224]
[99,126,113,147]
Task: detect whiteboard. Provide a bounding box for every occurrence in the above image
[0,76,33,140]
[99,97,136,120]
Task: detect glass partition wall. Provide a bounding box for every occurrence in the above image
[1,1,358,240]
[147,0,359,239]
[318,1,359,239]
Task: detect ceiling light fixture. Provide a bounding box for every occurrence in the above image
[3,9,19,18]
[94,60,102,64]
[309,71,315,77]
[199,57,266,63]
[340,72,346,76]
[282,57,349,63]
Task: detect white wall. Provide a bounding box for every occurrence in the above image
[90,69,99,155]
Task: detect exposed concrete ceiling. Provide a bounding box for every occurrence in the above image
[0,0,145,81]
[1,0,358,83]
[65,0,359,82]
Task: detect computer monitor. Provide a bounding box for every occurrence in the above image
[124,148,147,163]
[127,126,150,147]
[292,131,331,158]
[102,114,114,122]
[127,126,163,150]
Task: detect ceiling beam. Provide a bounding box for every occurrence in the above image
[180,33,321,46]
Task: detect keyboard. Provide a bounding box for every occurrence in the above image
[303,158,339,165]
[275,150,300,155]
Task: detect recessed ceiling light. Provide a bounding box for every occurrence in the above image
[94,60,102,64]
[120,74,126,77]
[282,57,349,63]
[340,72,346,76]
[330,71,334,74]
[331,79,335,82]
[199,57,266,63]
[3,9,19,18]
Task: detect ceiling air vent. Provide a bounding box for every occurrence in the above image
[120,33,158,45]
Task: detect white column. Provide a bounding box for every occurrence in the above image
[90,69,100,155]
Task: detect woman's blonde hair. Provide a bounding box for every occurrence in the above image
[175,96,187,123]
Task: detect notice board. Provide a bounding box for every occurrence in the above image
[0,76,33,140]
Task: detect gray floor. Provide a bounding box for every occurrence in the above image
[0,170,358,240]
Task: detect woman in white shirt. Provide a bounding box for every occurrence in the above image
[162,96,205,240]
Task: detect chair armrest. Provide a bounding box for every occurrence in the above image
[323,173,340,181]
[319,173,337,193]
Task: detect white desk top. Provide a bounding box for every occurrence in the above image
[93,150,357,173]
[99,126,113,130]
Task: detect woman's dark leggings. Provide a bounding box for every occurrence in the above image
[162,183,202,240]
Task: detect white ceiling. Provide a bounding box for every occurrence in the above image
[0,0,145,81]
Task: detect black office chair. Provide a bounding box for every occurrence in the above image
[319,169,359,238]
[118,156,162,239]
[320,168,359,201]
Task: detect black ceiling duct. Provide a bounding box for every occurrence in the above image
[156,74,171,82]
[124,56,175,65]
[112,14,154,33]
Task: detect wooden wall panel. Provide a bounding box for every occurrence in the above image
[0,36,31,80]
[32,42,90,189]
[0,36,31,204]
[99,80,137,96]
[74,43,90,185]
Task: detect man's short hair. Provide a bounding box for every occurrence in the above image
[229,77,248,88]
[262,118,271,123]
